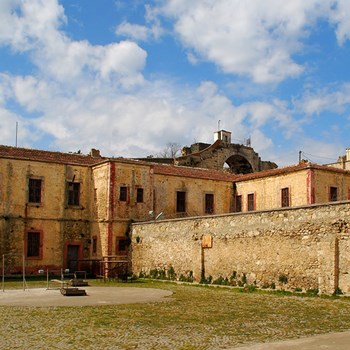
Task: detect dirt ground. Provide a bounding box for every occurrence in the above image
[1,286,350,349]
[232,330,350,349]
[0,286,173,307]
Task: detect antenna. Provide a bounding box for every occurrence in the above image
[218,120,221,131]
[15,121,18,147]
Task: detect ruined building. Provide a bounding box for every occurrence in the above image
[176,130,277,173]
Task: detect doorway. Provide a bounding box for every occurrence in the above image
[66,244,80,272]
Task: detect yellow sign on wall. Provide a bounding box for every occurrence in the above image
[202,235,213,248]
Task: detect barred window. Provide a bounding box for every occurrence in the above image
[27,231,40,257]
[247,193,255,211]
[68,182,80,206]
[136,188,144,203]
[29,178,42,203]
[120,186,127,201]
[330,187,338,201]
[176,191,186,213]
[281,188,290,207]
[235,195,242,212]
[205,193,214,214]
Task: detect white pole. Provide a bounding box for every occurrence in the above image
[15,121,18,147]
[2,255,4,292]
[22,254,25,291]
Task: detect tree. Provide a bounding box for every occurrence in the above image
[157,142,181,158]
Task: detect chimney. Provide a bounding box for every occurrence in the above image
[346,148,350,161]
[90,148,101,158]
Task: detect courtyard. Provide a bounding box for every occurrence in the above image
[1,280,350,349]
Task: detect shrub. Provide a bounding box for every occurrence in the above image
[278,274,288,284]
[149,269,159,279]
[333,287,343,295]
[241,284,256,293]
[213,276,225,285]
[241,273,247,285]
[200,275,213,284]
[167,266,176,280]
[179,271,194,283]
[306,288,319,296]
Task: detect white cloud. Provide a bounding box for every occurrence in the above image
[297,84,350,115]
[0,0,66,51]
[0,0,147,87]
[329,0,350,45]
[1,0,350,167]
[116,21,163,42]
[250,129,273,153]
[0,106,36,147]
[153,0,350,84]
[116,22,150,41]
[98,42,147,83]
[298,138,343,164]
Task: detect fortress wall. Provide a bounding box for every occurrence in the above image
[131,201,350,294]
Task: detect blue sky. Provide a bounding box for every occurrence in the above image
[1,0,350,167]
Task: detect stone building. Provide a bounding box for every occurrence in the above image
[233,161,350,212]
[0,143,236,275]
[327,148,350,170]
[2,133,350,294]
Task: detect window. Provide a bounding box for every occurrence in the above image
[27,231,41,258]
[136,188,144,203]
[92,236,97,255]
[281,188,290,207]
[116,238,128,253]
[330,187,338,201]
[247,193,255,211]
[68,182,80,206]
[235,195,242,212]
[176,191,186,213]
[28,178,42,203]
[205,193,214,214]
[119,186,127,201]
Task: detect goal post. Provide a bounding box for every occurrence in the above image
[1,254,27,292]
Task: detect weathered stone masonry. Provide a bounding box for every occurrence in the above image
[131,201,350,294]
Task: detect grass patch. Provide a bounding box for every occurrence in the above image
[1,280,350,349]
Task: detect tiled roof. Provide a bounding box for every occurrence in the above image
[0,145,105,166]
[234,161,350,182]
[153,163,237,181]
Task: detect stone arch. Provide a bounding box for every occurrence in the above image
[224,154,253,174]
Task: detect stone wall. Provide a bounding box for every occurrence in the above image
[131,201,350,294]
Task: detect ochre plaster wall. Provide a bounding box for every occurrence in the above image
[154,174,233,218]
[313,170,350,203]
[234,170,309,211]
[0,158,92,272]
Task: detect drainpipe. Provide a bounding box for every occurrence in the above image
[107,162,115,256]
[334,237,340,293]
[306,168,315,205]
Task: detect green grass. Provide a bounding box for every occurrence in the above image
[1,279,350,349]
